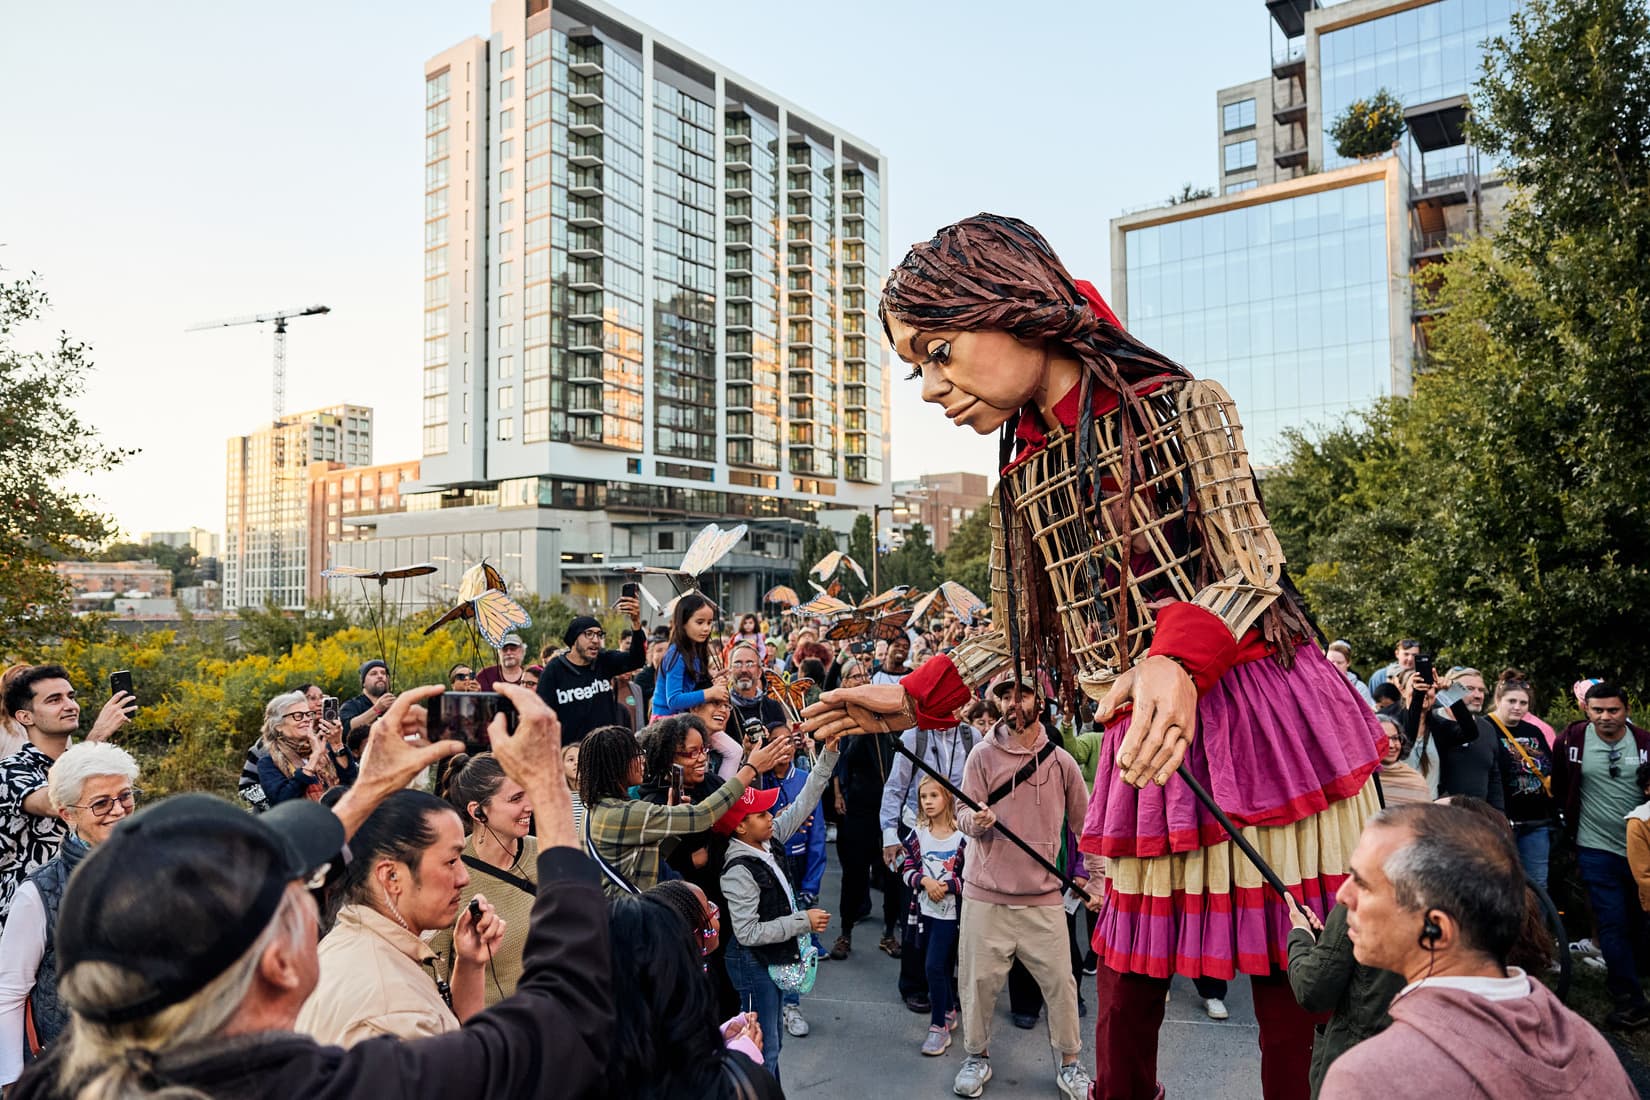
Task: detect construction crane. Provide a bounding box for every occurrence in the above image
[188,304,330,609]
[187,304,331,420]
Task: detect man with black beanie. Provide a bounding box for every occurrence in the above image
[535,595,645,743]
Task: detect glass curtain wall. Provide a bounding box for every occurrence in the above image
[521,27,562,445]
[651,75,718,463]
[785,135,836,479]
[422,69,453,457]
[1124,180,1392,461]
[1321,0,1515,174]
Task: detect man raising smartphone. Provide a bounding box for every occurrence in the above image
[536,595,645,744]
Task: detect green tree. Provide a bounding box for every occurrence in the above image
[1166,183,1215,206]
[940,504,994,600]
[883,522,942,591]
[1330,88,1407,159]
[792,525,842,594]
[0,273,132,656]
[1269,0,1650,706]
[845,513,874,602]
[236,597,351,658]
[96,540,200,589]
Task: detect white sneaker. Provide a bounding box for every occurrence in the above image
[1056,1062,1093,1100]
[826,823,839,842]
[783,1003,810,1037]
[1572,938,1602,957]
[1204,997,1229,1021]
[953,1055,992,1097]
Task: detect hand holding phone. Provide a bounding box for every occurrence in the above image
[1414,653,1435,686]
[109,670,136,713]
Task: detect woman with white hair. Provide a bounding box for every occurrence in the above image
[0,741,140,1086]
[258,690,354,806]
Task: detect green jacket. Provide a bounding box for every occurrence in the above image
[1067,729,1103,786]
[1286,904,1407,1100]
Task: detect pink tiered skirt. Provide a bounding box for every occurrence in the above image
[1081,643,1383,979]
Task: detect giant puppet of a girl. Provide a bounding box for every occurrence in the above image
[801,215,1382,1100]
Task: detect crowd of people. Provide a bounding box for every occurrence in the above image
[0,609,1639,1098]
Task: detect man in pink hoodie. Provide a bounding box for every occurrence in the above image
[1321,802,1635,1099]
[951,670,1097,1100]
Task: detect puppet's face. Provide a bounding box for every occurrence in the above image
[886,315,1045,435]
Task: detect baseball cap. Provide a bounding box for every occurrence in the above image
[56,793,343,1025]
[713,785,781,836]
[359,658,387,681]
[990,668,1040,696]
[499,634,525,649]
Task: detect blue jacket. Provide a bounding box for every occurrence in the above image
[651,645,710,717]
[763,763,826,899]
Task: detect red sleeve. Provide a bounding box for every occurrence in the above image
[902,654,971,728]
[1147,602,1239,694]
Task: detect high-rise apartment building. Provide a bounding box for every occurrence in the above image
[1111,0,1515,464]
[224,405,372,610]
[419,0,890,503]
[340,0,890,614]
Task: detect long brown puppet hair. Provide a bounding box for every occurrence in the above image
[881,214,1308,705]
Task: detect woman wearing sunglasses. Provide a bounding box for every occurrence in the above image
[0,742,140,1087]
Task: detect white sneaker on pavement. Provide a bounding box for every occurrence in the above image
[782,1003,810,1037]
[1204,997,1229,1021]
[1056,1061,1093,1100]
[953,1054,992,1097]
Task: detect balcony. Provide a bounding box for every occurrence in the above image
[725,150,751,170]
[569,176,604,198]
[570,268,603,292]
[569,207,604,228]
[1273,96,1306,126]
[841,179,864,198]
[725,175,752,198]
[569,236,602,258]
[569,140,602,167]
[569,325,603,353]
[1271,38,1306,80]
[569,55,603,77]
[569,110,603,137]
[1267,0,1318,40]
[1275,142,1308,169]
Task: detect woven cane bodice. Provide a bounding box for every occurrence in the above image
[975,377,1285,700]
[998,382,1203,693]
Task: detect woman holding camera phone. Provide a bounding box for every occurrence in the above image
[257,690,355,806]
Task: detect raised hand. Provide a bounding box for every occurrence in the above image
[332,685,463,839]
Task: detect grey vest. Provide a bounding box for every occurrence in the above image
[23,835,89,1055]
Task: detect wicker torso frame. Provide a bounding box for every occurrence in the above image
[978,377,1285,700]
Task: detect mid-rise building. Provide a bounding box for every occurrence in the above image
[305,459,421,603]
[887,472,991,554]
[54,560,173,600]
[344,0,892,612]
[224,405,372,610]
[138,528,220,559]
[1112,0,1515,464]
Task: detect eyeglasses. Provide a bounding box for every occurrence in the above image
[581,629,606,640]
[68,788,141,819]
[281,710,313,723]
[675,746,708,760]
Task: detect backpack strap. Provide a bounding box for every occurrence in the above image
[984,741,1057,807]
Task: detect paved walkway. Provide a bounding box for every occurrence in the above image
[779,856,1266,1099]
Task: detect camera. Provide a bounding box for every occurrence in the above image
[742,715,766,746]
[428,691,518,746]
[848,640,875,655]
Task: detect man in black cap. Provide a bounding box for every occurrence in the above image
[339,660,394,754]
[535,594,645,744]
[13,682,617,1100]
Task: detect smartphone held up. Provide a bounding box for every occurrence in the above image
[427,691,518,746]
[109,670,138,715]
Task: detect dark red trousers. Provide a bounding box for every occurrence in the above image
[1090,967,1320,1100]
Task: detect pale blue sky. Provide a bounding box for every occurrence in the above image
[1,0,1270,537]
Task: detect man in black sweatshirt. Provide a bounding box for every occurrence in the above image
[536,596,645,743]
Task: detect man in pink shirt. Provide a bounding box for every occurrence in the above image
[950,670,1095,1100]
